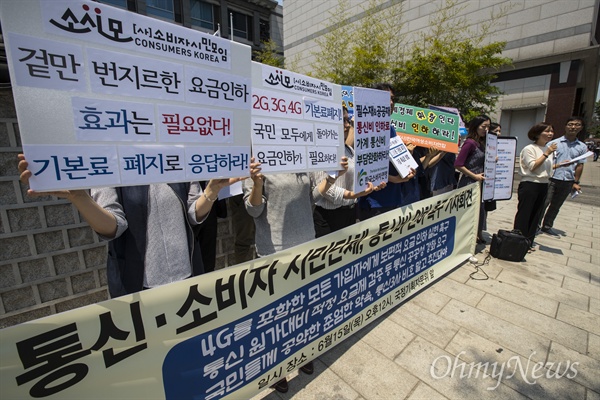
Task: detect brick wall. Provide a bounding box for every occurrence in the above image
[0,89,239,328]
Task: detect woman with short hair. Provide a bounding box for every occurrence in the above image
[514,122,557,251]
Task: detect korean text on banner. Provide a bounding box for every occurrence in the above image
[250,62,344,174]
[0,0,251,191]
[484,137,517,201]
[353,87,391,193]
[0,185,480,400]
[389,135,419,178]
[391,103,460,153]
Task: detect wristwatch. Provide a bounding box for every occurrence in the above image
[574,180,580,184]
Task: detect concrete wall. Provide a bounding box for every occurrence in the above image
[0,88,239,328]
[283,0,599,76]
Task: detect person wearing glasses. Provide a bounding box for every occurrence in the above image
[539,117,588,236]
[18,154,243,297]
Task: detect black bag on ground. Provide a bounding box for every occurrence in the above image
[489,229,530,262]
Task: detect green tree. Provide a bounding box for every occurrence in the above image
[311,0,512,119]
[589,100,600,138]
[393,0,512,120]
[311,0,352,83]
[253,39,284,68]
[312,0,405,86]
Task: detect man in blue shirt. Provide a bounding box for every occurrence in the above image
[540,117,588,235]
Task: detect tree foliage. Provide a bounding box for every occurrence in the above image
[589,100,600,138]
[253,39,284,68]
[310,0,352,83]
[311,0,512,120]
[312,0,405,87]
[393,1,512,120]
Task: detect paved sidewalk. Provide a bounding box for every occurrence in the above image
[253,161,600,400]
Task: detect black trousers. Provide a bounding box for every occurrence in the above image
[514,181,548,244]
[541,178,573,229]
[194,203,218,272]
[313,205,356,238]
[229,194,256,264]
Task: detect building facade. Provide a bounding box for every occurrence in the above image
[0,0,281,327]
[101,0,283,53]
[283,0,600,153]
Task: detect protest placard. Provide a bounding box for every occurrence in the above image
[352,87,391,193]
[250,63,344,174]
[483,135,517,201]
[391,103,460,153]
[0,0,251,191]
[389,136,419,178]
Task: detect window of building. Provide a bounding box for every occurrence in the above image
[190,0,216,30]
[146,0,174,20]
[230,10,253,41]
[259,18,270,42]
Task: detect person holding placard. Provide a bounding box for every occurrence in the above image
[454,115,490,244]
[311,105,386,237]
[428,150,457,196]
[539,117,588,236]
[243,160,321,393]
[514,123,557,251]
[357,83,416,220]
[18,154,242,297]
[412,146,442,200]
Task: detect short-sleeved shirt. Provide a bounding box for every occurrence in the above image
[550,136,588,181]
[454,138,485,188]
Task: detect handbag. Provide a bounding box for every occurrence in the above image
[489,229,530,262]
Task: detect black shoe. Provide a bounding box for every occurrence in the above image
[271,378,288,393]
[300,361,314,375]
[541,227,559,236]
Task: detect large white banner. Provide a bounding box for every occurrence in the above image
[0,185,480,400]
[0,0,251,191]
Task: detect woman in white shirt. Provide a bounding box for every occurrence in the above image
[513,123,557,251]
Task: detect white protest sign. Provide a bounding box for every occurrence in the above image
[353,87,390,192]
[483,133,498,201]
[250,62,344,174]
[494,138,517,200]
[0,0,251,191]
[484,135,517,201]
[389,135,418,178]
